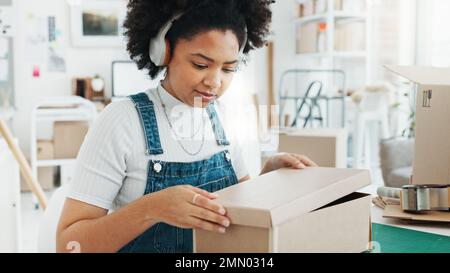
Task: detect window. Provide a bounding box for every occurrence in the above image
[416,0,450,66]
[368,0,416,82]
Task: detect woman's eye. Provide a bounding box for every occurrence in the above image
[223,68,237,73]
[193,63,207,70]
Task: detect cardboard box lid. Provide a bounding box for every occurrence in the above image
[215,167,371,228]
[385,65,450,86]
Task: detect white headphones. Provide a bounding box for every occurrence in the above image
[149,13,248,67]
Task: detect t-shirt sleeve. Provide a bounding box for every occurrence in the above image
[66,100,134,210]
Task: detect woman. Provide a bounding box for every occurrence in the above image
[57,0,317,253]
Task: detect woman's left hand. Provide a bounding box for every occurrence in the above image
[260,153,318,175]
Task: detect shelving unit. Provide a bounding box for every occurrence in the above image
[29,96,97,208]
[294,11,366,25]
[295,0,368,60]
[289,0,370,129]
[296,51,367,59]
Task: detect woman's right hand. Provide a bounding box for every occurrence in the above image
[150,185,230,233]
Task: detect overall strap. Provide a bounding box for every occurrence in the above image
[129,93,164,155]
[206,103,230,146]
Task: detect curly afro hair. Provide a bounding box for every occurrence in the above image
[123,0,274,79]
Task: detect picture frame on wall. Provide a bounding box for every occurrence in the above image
[69,0,126,48]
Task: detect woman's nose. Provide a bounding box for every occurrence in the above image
[203,70,221,90]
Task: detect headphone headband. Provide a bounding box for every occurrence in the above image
[149,12,248,67]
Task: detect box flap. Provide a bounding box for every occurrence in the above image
[385,65,450,85]
[215,167,371,228]
[383,205,450,223]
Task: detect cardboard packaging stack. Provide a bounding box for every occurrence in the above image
[384,65,450,222]
[21,140,56,191]
[194,167,372,253]
[295,0,366,54]
[278,128,348,168]
[53,121,89,159]
[21,121,89,191]
[296,23,318,54]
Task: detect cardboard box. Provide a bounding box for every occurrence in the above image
[385,66,450,186]
[334,0,343,10]
[384,205,450,223]
[21,167,56,192]
[278,128,348,168]
[53,121,89,159]
[194,167,372,253]
[302,0,315,16]
[37,140,54,160]
[297,23,318,54]
[335,21,366,52]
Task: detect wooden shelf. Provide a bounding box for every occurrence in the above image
[35,108,94,122]
[294,14,327,25]
[331,51,367,58]
[296,51,367,58]
[334,11,367,21]
[37,159,77,167]
[294,12,366,25]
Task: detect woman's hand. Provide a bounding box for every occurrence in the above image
[260,153,318,175]
[150,185,230,234]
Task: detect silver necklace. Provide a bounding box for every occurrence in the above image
[156,87,206,156]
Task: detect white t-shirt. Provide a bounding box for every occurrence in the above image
[67,84,248,210]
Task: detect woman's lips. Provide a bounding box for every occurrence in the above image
[194,90,217,102]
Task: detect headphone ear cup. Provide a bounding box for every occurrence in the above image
[149,13,183,67]
[149,34,166,66]
[162,39,171,66]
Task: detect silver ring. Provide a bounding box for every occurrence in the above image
[192,193,200,204]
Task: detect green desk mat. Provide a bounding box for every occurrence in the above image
[371,223,450,253]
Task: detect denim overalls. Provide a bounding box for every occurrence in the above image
[118,92,238,253]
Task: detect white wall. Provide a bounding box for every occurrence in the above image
[416,0,450,67]
[12,0,128,154]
